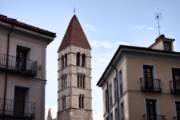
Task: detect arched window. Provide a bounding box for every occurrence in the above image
[76,52,80,66]
[62,95,66,110]
[61,74,67,90]
[77,74,85,89]
[61,55,64,68]
[79,94,84,109]
[82,54,86,67]
[64,54,67,67]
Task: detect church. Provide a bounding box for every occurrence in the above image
[57,15,93,120]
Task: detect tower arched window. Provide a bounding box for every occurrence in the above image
[62,95,66,110]
[61,55,64,68]
[76,52,81,66]
[82,54,86,67]
[61,74,67,90]
[79,94,84,109]
[64,54,67,67]
[77,74,85,89]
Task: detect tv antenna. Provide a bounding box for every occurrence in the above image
[155,13,162,36]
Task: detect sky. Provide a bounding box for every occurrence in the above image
[1,0,180,119]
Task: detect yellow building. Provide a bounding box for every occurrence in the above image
[97,35,180,120]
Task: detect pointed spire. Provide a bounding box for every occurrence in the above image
[47,109,53,120]
[58,15,91,52]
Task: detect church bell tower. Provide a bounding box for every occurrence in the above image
[57,15,93,120]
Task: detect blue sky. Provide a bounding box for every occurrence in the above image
[1,0,180,119]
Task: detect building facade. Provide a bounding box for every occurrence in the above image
[97,35,180,120]
[57,15,93,120]
[0,15,56,120]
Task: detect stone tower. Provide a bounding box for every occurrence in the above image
[57,15,92,120]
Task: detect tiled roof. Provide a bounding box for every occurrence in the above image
[58,15,91,51]
[0,14,56,37]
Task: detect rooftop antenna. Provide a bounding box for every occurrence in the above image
[155,13,162,36]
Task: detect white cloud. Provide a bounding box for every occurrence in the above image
[132,25,155,31]
[84,24,97,32]
[90,40,129,49]
[93,112,103,120]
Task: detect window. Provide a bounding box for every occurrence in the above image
[82,54,86,67]
[146,99,157,120]
[175,101,180,120]
[109,84,112,107]
[76,52,80,66]
[14,86,28,116]
[115,107,118,120]
[77,74,85,89]
[119,71,123,96]
[143,65,154,90]
[61,55,64,69]
[172,68,180,91]
[120,102,124,120]
[110,112,113,120]
[79,94,84,109]
[114,77,118,102]
[16,45,30,70]
[62,95,66,110]
[164,41,172,51]
[64,54,67,67]
[61,74,67,90]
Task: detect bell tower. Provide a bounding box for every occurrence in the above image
[57,15,92,120]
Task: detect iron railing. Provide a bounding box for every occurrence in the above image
[173,116,180,120]
[0,98,35,118]
[0,54,37,76]
[170,80,180,95]
[143,114,166,120]
[140,78,161,92]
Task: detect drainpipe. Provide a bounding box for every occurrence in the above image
[112,65,120,120]
[106,83,110,120]
[2,25,14,120]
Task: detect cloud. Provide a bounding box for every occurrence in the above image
[132,25,155,31]
[93,112,103,120]
[90,40,129,49]
[84,24,97,32]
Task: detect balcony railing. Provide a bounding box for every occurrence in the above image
[0,98,35,118]
[140,78,161,92]
[170,80,180,95]
[173,116,180,120]
[143,114,166,120]
[0,54,37,76]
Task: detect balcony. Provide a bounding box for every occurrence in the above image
[0,54,37,76]
[140,78,161,93]
[173,116,180,120]
[170,80,180,95]
[143,114,166,120]
[0,98,35,119]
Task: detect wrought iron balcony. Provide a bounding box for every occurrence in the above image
[143,114,166,120]
[0,54,37,76]
[170,80,180,95]
[0,98,35,119]
[173,116,180,120]
[140,78,161,92]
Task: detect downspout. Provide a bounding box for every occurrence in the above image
[2,25,14,120]
[112,65,120,120]
[106,83,110,119]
